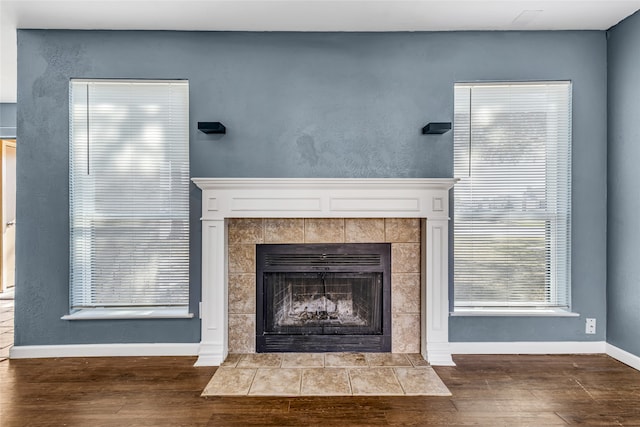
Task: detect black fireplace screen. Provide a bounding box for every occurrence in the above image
[256,243,391,353]
[264,272,383,335]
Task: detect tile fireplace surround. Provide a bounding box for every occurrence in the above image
[192,178,457,367]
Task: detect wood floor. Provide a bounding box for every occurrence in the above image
[1,354,639,426]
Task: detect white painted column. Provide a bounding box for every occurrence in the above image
[423,218,456,366]
[194,219,228,366]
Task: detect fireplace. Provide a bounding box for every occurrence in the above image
[256,243,391,352]
[192,178,456,367]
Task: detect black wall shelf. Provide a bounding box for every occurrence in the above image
[198,122,226,134]
[422,122,451,134]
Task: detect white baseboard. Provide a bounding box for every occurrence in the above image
[194,341,226,366]
[424,342,456,366]
[10,341,639,373]
[450,341,607,355]
[606,343,640,371]
[9,343,200,359]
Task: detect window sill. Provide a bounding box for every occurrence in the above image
[61,307,194,320]
[451,308,580,317]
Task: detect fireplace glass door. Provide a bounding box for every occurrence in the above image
[256,243,391,353]
[264,272,383,335]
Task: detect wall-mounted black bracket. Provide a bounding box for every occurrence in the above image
[422,122,451,134]
[198,122,226,134]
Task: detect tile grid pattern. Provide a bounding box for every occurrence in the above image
[228,218,422,354]
[202,353,451,397]
[0,288,14,361]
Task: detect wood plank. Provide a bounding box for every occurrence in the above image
[1,354,640,425]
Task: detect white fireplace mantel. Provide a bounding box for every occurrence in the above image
[192,178,457,366]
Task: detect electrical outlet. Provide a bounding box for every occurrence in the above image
[586,318,596,334]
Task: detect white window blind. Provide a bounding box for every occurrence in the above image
[453,81,571,309]
[69,80,190,312]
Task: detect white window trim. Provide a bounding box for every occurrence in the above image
[451,308,579,317]
[68,79,191,318]
[62,307,194,320]
[452,81,572,313]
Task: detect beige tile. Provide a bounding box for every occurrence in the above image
[228,314,255,353]
[264,218,305,243]
[345,218,385,243]
[228,274,256,314]
[220,353,243,368]
[249,368,301,396]
[392,243,421,273]
[228,244,255,274]
[392,274,421,314]
[406,353,430,367]
[301,368,351,396]
[365,353,412,367]
[324,352,368,367]
[385,218,421,243]
[392,313,420,353]
[201,368,256,396]
[304,218,345,243]
[349,367,404,395]
[0,335,12,348]
[228,218,264,244]
[394,367,451,396]
[237,353,282,368]
[201,354,452,397]
[281,353,325,368]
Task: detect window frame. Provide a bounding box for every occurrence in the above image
[452,80,574,316]
[65,79,193,320]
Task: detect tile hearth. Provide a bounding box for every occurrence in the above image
[201,353,451,397]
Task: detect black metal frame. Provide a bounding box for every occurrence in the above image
[422,122,452,134]
[197,121,226,134]
[256,243,392,353]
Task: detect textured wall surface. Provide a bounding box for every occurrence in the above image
[607,10,640,358]
[16,30,607,345]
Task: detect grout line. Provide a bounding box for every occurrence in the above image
[347,368,354,396]
[245,368,258,396]
[392,367,407,396]
[236,353,246,368]
[384,218,388,242]
[407,354,415,367]
[401,353,412,367]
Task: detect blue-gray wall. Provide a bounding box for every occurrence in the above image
[16,30,607,345]
[0,103,17,138]
[607,11,640,358]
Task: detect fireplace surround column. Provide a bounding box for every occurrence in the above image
[423,218,453,365]
[192,178,457,367]
[197,219,227,365]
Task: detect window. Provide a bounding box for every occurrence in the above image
[67,80,190,318]
[453,81,571,312]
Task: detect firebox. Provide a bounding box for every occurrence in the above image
[256,243,391,353]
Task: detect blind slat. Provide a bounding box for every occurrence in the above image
[69,80,190,309]
[453,82,572,309]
